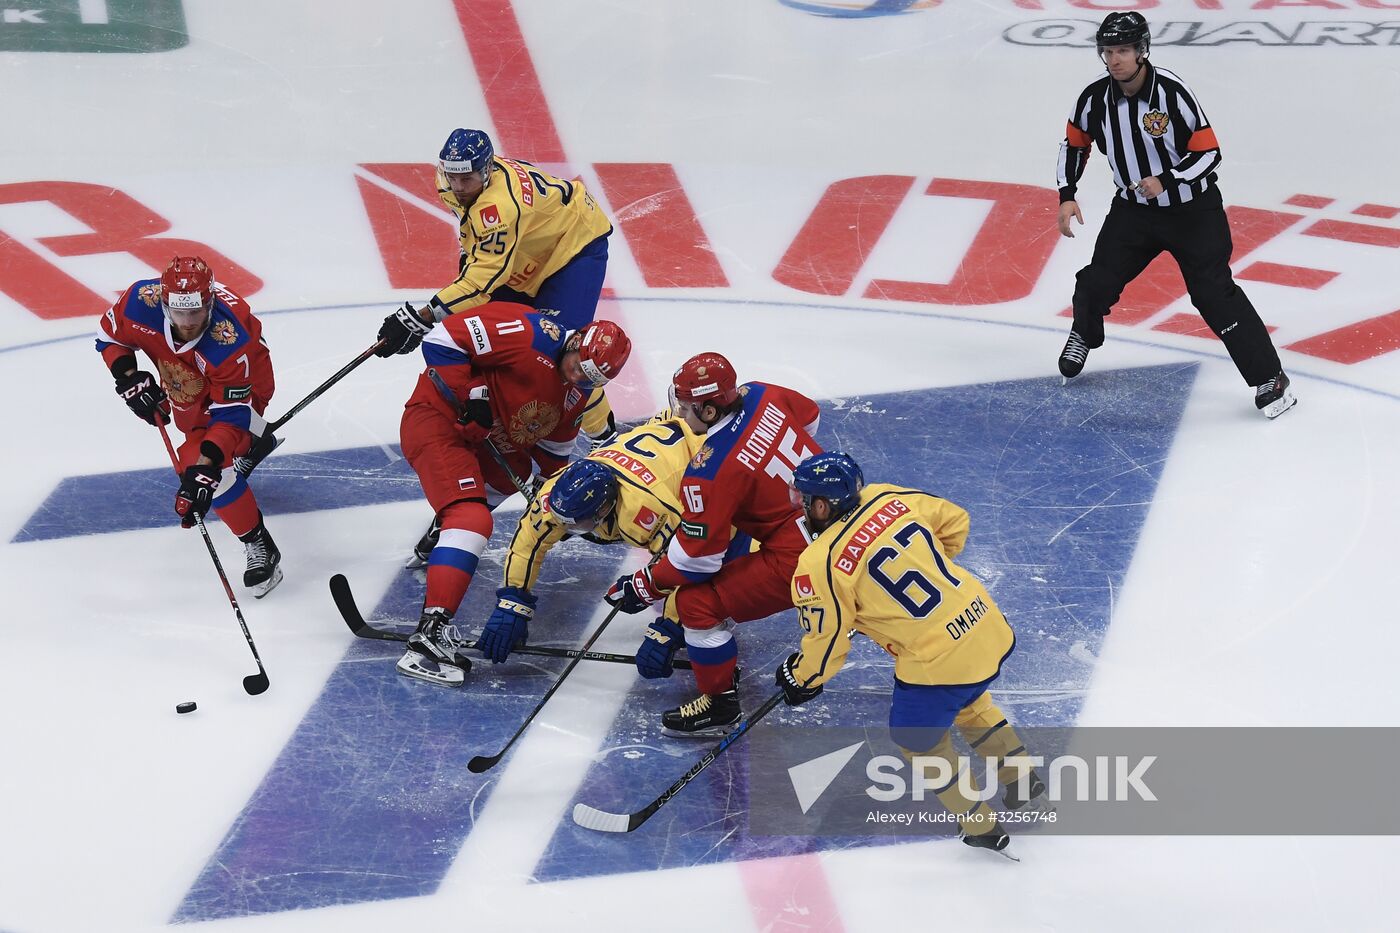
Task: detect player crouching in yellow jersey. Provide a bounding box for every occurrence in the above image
[775,452,1047,856]
[475,417,703,662]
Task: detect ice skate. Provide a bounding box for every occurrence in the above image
[240,520,283,598]
[405,516,441,569]
[233,432,283,478]
[961,822,1019,861]
[662,672,741,737]
[398,607,471,687]
[1254,371,1297,420]
[1058,329,1090,382]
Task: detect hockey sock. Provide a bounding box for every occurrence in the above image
[900,733,999,835]
[425,500,492,616]
[683,621,737,694]
[955,691,1034,788]
[212,473,261,538]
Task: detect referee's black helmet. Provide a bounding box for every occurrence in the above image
[1096,12,1150,55]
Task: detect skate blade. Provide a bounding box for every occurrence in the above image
[1261,390,1297,420]
[396,651,465,687]
[662,721,740,739]
[404,552,428,569]
[250,565,284,599]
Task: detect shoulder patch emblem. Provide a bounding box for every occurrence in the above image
[794,573,817,600]
[633,506,659,532]
[479,204,502,227]
[690,445,714,469]
[680,520,708,540]
[1142,110,1169,137]
[538,318,561,341]
[138,284,161,308]
[210,320,238,345]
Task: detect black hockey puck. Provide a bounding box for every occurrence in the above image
[176,701,197,714]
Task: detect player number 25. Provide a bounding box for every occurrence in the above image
[869,522,961,618]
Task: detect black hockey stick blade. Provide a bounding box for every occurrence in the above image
[243,670,270,695]
[467,752,501,773]
[572,690,786,833]
[330,574,413,641]
[331,574,693,668]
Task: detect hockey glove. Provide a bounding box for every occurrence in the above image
[375,302,432,357]
[776,652,823,707]
[456,384,494,445]
[479,587,537,663]
[635,616,683,679]
[115,369,170,426]
[586,412,619,453]
[175,463,221,527]
[605,566,662,614]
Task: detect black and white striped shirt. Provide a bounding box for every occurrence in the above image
[1057,63,1222,208]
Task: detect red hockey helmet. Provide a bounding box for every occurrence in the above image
[671,352,739,409]
[575,320,631,388]
[160,256,215,324]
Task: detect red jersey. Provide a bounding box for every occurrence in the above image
[650,382,822,590]
[411,302,587,473]
[95,278,274,458]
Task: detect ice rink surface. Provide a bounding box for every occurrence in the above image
[3,1,1399,931]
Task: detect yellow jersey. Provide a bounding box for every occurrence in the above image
[502,418,703,591]
[433,157,612,314]
[790,484,1015,689]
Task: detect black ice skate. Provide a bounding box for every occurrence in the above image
[961,822,1019,861]
[404,516,442,569]
[239,520,283,598]
[1058,329,1090,382]
[1002,769,1053,816]
[662,672,741,737]
[233,432,283,479]
[398,607,468,687]
[1254,371,1297,420]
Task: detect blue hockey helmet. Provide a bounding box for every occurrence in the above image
[791,452,865,525]
[548,459,618,528]
[438,128,495,187]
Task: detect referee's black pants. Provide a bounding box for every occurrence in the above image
[1070,186,1281,387]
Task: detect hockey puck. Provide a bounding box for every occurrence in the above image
[176,701,198,714]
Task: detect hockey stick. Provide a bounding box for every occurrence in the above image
[232,340,386,478]
[157,422,270,696]
[468,602,624,774]
[265,339,385,433]
[573,690,786,833]
[328,573,691,668]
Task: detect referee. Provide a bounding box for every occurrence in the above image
[1055,12,1296,419]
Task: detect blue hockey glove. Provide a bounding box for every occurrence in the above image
[478,587,536,663]
[635,617,683,679]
